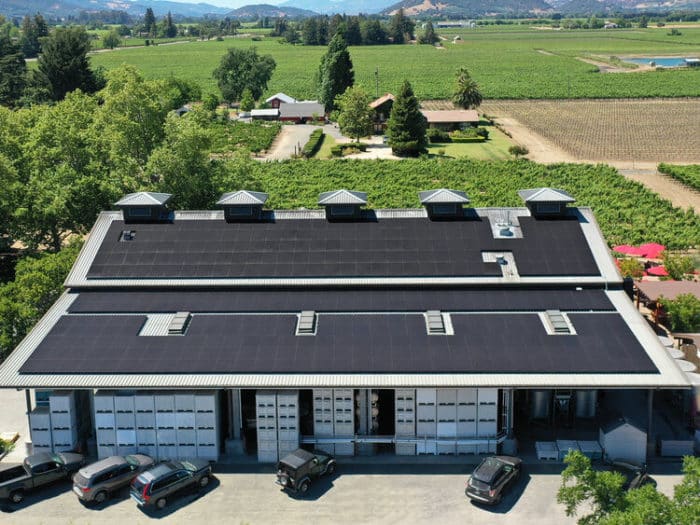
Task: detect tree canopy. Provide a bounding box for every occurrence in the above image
[452,67,483,110]
[386,79,427,157]
[213,47,276,103]
[419,21,439,45]
[318,33,354,113]
[0,32,26,107]
[388,9,415,44]
[335,86,373,142]
[20,14,48,59]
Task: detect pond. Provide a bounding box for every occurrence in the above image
[624,57,693,68]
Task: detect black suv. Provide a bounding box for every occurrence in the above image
[130,459,211,510]
[465,455,522,505]
[276,448,336,494]
[610,460,654,490]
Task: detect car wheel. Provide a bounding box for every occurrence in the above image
[299,480,310,494]
[326,462,336,475]
[9,490,24,504]
[199,475,210,489]
[94,491,108,504]
[493,493,502,505]
[156,498,167,510]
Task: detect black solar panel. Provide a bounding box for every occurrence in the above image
[85,216,600,280]
[68,289,615,314]
[19,312,658,375]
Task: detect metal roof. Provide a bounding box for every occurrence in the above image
[518,188,576,203]
[317,190,367,206]
[265,93,296,104]
[279,102,325,119]
[216,190,269,206]
[114,192,172,207]
[418,189,470,204]
[250,109,279,117]
[420,110,479,123]
[369,93,395,109]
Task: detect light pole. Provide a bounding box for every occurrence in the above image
[375,67,379,98]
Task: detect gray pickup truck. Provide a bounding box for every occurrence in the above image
[0,451,84,503]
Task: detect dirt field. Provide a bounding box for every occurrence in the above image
[481,98,700,164]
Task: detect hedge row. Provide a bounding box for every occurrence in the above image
[331,143,368,157]
[302,129,325,158]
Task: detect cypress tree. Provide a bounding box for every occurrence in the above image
[318,33,354,113]
[0,33,27,107]
[386,80,427,157]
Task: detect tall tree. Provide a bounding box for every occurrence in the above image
[386,79,427,157]
[335,86,373,142]
[20,14,48,58]
[318,33,354,113]
[418,21,439,45]
[162,11,177,38]
[102,30,121,50]
[35,26,99,101]
[361,19,387,45]
[213,47,276,103]
[144,8,157,37]
[302,17,319,45]
[0,32,26,107]
[345,17,362,45]
[389,9,414,44]
[452,67,483,109]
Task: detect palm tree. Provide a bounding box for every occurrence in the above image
[452,67,483,109]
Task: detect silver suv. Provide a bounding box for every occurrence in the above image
[73,454,154,504]
[130,459,211,510]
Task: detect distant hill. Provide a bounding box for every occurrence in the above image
[555,0,700,13]
[277,0,396,15]
[381,0,553,17]
[0,0,230,19]
[227,4,319,19]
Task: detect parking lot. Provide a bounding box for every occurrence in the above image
[0,459,684,525]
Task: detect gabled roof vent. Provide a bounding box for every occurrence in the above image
[168,311,192,335]
[296,311,317,335]
[518,188,575,218]
[114,192,172,223]
[541,310,575,335]
[419,189,470,220]
[425,310,454,335]
[217,190,268,222]
[318,190,367,221]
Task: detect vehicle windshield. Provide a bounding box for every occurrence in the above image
[472,458,502,483]
[125,455,139,467]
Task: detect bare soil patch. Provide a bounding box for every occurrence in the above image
[481,98,700,164]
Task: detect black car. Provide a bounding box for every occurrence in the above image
[130,459,211,510]
[465,455,522,505]
[276,448,336,494]
[610,460,654,490]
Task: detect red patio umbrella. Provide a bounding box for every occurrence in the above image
[613,245,646,256]
[639,243,666,259]
[646,266,669,277]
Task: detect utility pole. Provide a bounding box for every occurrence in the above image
[375,67,379,98]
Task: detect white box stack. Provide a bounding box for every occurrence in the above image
[95,391,116,458]
[135,393,156,458]
[113,394,136,455]
[277,390,299,459]
[477,388,498,437]
[395,389,416,455]
[49,391,78,452]
[195,392,219,461]
[416,389,437,438]
[176,393,196,458]
[437,389,457,439]
[29,406,52,453]
[313,389,334,455]
[333,389,354,456]
[155,393,176,461]
[457,388,478,454]
[256,390,278,462]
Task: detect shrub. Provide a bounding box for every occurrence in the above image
[618,258,644,279]
[427,128,451,143]
[302,129,325,158]
[660,293,700,332]
[662,252,695,280]
[476,127,489,139]
[331,145,343,157]
[509,145,529,157]
[330,143,368,156]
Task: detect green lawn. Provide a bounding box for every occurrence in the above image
[314,133,337,159]
[427,126,514,160]
[89,27,700,100]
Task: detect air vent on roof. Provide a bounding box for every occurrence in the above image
[296,311,317,335]
[425,310,453,335]
[168,312,192,335]
[119,230,136,241]
[542,310,575,335]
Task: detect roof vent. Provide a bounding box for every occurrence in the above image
[425,310,453,335]
[168,312,192,335]
[318,190,367,221]
[518,188,575,218]
[114,192,172,223]
[541,310,575,335]
[119,230,136,242]
[217,190,268,222]
[419,189,470,220]
[296,311,317,335]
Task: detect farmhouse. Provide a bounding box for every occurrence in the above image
[279,101,325,123]
[0,189,691,464]
[421,109,480,130]
[370,93,395,133]
[265,92,296,108]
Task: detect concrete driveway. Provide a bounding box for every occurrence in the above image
[263,124,318,160]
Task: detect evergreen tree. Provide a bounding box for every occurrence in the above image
[302,17,319,45]
[35,26,99,101]
[345,17,362,45]
[20,14,48,58]
[0,32,27,107]
[386,79,427,157]
[361,19,388,45]
[452,67,483,109]
[163,12,177,38]
[418,21,439,45]
[389,9,414,44]
[144,8,156,37]
[317,17,329,45]
[318,33,354,113]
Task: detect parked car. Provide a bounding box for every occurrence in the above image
[465,455,522,505]
[73,454,155,504]
[610,460,654,490]
[130,459,212,510]
[276,448,336,494]
[0,451,85,504]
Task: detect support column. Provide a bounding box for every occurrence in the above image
[647,389,654,455]
[25,389,32,415]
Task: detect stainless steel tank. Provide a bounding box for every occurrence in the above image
[575,390,597,418]
[531,390,551,419]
